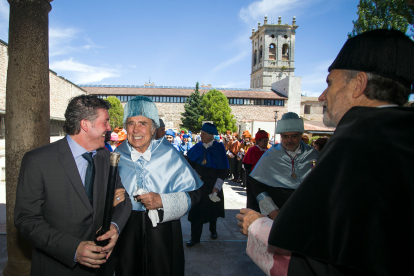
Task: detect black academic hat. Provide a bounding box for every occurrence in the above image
[329,29,414,89]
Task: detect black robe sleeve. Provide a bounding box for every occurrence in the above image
[243,163,253,172]
[250,174,269,198]
[187,189,201,208]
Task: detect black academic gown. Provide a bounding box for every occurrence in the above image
[269,106,414,276]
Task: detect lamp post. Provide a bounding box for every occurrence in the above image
[274,111,278,144]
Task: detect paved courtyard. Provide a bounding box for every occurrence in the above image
[0,161,264,275]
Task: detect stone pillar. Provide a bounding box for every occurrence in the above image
[4,0,52,275]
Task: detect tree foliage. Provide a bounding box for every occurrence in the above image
[348,0,414,38]
[199,89,237,133]
[180,82,204,132]
[105,96,124,130]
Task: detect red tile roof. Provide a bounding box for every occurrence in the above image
[304,121,335,132]
[80,86,287,100]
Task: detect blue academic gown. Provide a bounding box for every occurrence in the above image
[109,137,203,276]
[187,141,229,224]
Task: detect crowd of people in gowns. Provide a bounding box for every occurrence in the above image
[13,29,414,276]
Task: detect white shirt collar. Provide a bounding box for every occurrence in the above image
[376,104,398,108]
[285,144,302,158]
[130,144,152,162]
[256,145,267,152]
[203,140,214,149]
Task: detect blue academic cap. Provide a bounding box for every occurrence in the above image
[201,123,218,135]
[123,96,159,128]
[165,129,175,137]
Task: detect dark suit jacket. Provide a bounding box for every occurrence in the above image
[14,137,132,276]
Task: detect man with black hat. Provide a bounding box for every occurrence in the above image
[237,29,414,276]
[249,112,318,219]
[186,123,229,246]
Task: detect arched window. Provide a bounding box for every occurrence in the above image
[269,44,276,60]
[282,44,289,60]
[259,45,263,62]
[254,50,257,65]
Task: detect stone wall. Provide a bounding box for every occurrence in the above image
[272,76,302,115]
[140,101,288,131]
[301,97,323,121]
[230,104,287,123]
[1,42,86,119]
[0,41,7,111]
[49,72,86,119]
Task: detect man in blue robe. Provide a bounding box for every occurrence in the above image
[165,128,180,151]
[250,112,319,219]
[186,123,229,246]
[179,134,193,157]
[109,96,203,276]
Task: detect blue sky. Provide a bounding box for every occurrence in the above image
[0,0,412,99]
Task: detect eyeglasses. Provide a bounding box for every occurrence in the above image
[281,134,301,140]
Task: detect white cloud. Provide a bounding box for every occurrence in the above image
[239,0,302,26]
[50,58,120,84]
[49,27,96,56]
[211,50,249,74]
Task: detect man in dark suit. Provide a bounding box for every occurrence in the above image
[14,95,132,275]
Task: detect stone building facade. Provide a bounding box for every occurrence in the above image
[81,85,287,134]
[250,16,298,90]
[301,97,324,121]
[0,39,86,137]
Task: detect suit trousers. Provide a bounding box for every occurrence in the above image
[190,219,217,242]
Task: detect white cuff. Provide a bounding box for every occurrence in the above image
[148,210,160,227]
[214,178,224,191]
[159,192,189,222]
[256,192,279,215]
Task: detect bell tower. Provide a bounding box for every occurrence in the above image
[250,16,298,90]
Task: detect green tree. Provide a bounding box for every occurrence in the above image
[105,96,124,130]
[199,89,237,133]
[348,0,414,38]
[180,82,204,132]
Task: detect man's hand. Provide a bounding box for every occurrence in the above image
[113,188,126,207]
[75,241,107,268]
[138,192,163,210]
[96,224,119,259]
[268,209,280,220]
[212,187,219,194]
[236,208,265,236]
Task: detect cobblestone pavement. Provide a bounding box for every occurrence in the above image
[0,180,264,276]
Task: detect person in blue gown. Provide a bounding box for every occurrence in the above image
[165,129,180,151]
[107,96,203,276]
[179,134,193,157]
[186,123,229,247]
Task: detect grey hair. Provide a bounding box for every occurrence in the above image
[343,70,411,106]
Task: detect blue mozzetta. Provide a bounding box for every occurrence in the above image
[250,141,318,189]
[187,141,229,170]
[115,137,203,212]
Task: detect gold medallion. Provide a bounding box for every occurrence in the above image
[202,158,207,165]
[291,173,297,179]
